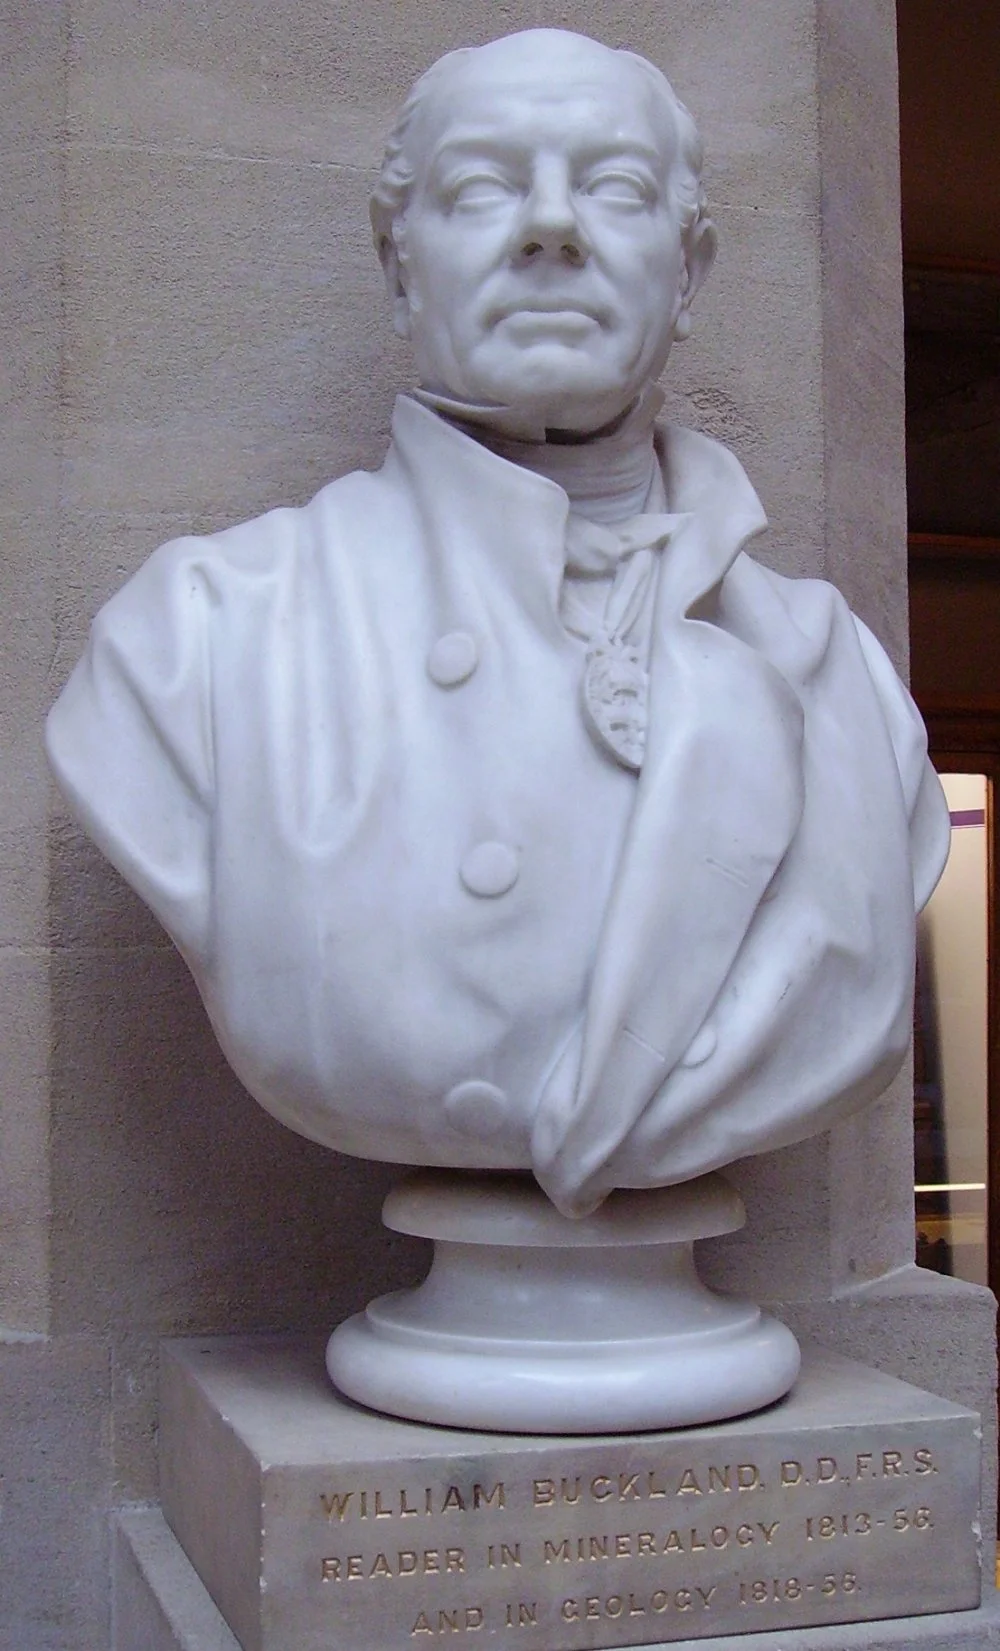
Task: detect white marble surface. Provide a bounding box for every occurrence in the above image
[328,1170,801,1431]
[47,31,948,1226]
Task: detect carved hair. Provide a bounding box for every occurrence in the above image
[370,40,709,267]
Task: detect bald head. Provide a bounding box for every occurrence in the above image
[371,30,708,267]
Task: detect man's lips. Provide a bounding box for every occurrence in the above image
[489,299,606,327]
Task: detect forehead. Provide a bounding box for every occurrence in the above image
[411,45,674,172]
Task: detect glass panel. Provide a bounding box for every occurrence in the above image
[914,773,989,1285]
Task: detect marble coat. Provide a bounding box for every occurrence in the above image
[47,395,949,1216]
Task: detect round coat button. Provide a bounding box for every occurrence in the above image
[444,1080,508,1138]
[427,631,478,687]
[459,841,519,897]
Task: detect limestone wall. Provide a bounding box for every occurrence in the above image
[1,5,993,1647]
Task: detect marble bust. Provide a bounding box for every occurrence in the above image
[47,30,948,1237]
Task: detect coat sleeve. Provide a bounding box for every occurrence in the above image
[851,615,951,912]
[46,537,217,966]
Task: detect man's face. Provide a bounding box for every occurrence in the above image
[389,38,698,434]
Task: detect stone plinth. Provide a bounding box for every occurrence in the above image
[159,1336,981,1651]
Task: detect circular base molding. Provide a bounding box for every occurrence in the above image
[327,1170,801,1434]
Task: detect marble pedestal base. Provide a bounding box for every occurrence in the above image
[152,1336,982,1651]
[327,1170,801,1433]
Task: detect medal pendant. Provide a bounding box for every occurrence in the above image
[582,638,648,771]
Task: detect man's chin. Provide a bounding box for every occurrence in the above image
[470,361,634,435]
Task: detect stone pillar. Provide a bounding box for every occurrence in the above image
[0,3,994,1646]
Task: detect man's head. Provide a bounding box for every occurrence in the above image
[371,30,716,435]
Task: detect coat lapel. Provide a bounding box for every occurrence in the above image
[533,428,807,1215]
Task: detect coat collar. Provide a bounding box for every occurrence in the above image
[385,394,769,626]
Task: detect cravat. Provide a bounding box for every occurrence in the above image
[561,470,679,771]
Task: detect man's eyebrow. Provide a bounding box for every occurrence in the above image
[428,136,665,171]
[429,135,530,168]
[574,140,663,168]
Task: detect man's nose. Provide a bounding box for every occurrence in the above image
[514,160,589,267]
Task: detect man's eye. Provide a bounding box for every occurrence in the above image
[449,175,517,208]
[582,172,650,204]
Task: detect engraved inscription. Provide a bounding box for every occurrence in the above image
[296,1430,972,1651]
[541,1522,780,1562]
[532,1464,763,1508]
[322,1549,467,1581]
[321,1483,505,1521]
[738,1572,858,1606]
[411,1606,485,1636]
[778,1448,937,1488]
[560,1585,716,1620]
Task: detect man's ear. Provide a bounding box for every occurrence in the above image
[674,214,717,341]
[378,232,412,340]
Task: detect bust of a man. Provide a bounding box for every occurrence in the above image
[47,30,948,1220]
